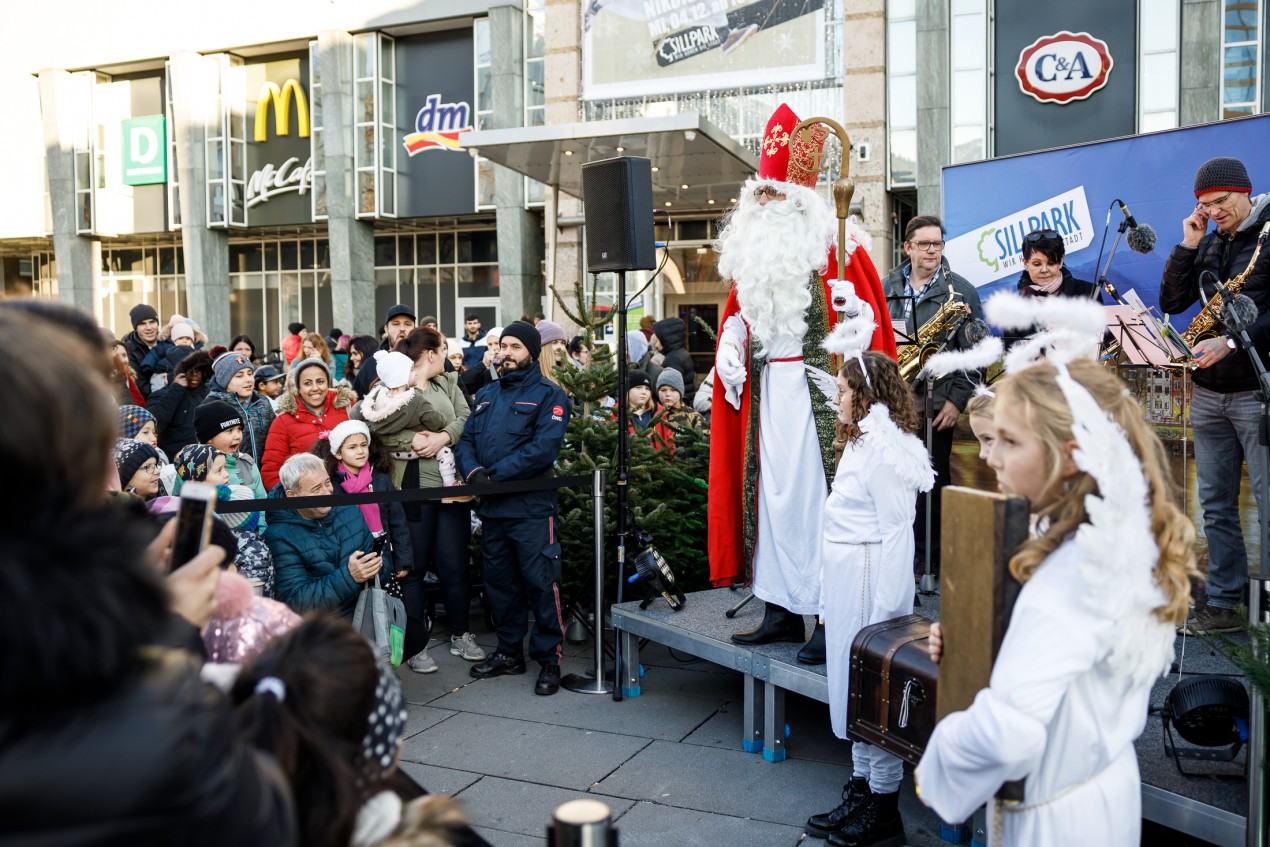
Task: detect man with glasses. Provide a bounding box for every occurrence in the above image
[1161,156,1270,635]
[882,214,982,577]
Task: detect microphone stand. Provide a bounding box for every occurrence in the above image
[1219,294,1270,844]
[1094,214,1131,303]
[916,315,968,595]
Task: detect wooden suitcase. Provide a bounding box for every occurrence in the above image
[847,614,938,767]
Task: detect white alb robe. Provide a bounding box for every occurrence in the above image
[820,405,934,738]
[915,540,1158,846]
[752,332,826,614]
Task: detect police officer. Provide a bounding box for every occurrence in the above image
[456,321,572,695]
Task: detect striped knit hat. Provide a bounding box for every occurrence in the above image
[1194,157,1252,198]
[118,405,156,439]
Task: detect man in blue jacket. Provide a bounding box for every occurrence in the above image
[456,321,572,695]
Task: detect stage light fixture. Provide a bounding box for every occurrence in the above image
[630,527,686,611]
[1160,675,1249,776]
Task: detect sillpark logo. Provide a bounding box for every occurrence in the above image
[943,186,1095,288]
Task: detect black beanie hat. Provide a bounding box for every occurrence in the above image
[500,320,542,361]
[130,303,158,329]
[195,400,244,444]
[1194,157,1252,198]
[627,369,652,390]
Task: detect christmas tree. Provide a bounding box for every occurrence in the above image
[550,278,712,608]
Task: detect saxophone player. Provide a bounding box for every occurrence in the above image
[1160,156,1270,635]
[882,215,983,576]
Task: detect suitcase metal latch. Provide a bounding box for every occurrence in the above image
[898,678,925,729]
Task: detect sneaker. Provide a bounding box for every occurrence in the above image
[1179,606,1244,636]
[406,647,438,674]
[450,632,487,661]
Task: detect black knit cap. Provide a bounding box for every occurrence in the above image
[1194,157,1252,198]
[500,321,541,361]
[628,369,652,390]
[130,303,158,328]
[195,400,243,444]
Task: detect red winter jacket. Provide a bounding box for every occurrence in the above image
[260,384,357,489]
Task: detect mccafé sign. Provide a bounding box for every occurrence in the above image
[1015,31,1113,105]
[247,78,313,210]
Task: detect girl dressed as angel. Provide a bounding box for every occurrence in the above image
[915,351,1198,846]
[806,336,935,846]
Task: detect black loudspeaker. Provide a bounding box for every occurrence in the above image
[582,156,656,272]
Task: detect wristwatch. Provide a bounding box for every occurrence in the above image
[1225,336,1238,350]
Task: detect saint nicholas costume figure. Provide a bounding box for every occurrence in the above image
[708,103,896,650]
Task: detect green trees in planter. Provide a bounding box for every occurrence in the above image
[549,278,712,610]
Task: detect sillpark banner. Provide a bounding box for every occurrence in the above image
[941,114,1270,323]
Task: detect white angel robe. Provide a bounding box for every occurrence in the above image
[821,405,934,739]
[751,332,829,615]
[914,540,1163,846]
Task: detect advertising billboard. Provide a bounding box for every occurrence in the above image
[942,114,1270,326]
[582,0,826,100]
[244,54,313,228]
[396,30,476,218]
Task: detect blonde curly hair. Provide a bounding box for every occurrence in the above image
[994,359,1196,624]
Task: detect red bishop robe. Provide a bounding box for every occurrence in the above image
[707,243,894,588]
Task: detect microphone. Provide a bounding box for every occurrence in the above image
[1117,199,1139,230]
[958,318,991,349]
[1127,223,1157,254]
[1220,292,1259,334]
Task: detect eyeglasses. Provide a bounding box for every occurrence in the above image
[139,462,161,474]
[1024,229,1060,242]
[908,240,945,252]
[1197,192,1234,212]
[753,185,786,200]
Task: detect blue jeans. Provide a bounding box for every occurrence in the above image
[1191,385,1266,609]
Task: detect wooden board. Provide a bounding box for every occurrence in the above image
[935,486,1028,721]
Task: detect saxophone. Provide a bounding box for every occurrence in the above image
[898,281,972,383]
[1172,221,1270,362]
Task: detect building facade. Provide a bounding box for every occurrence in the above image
[1,0,1266,359]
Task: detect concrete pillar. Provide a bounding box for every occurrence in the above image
[1179,0,1221,127]
[37,68,100,315]
[318,31,377,337]
[545,0,584,331]
[490,3,544,322]
[843,0,892,262]
[167,52,231,344]
[915,0,950,217]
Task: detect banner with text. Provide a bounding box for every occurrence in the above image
[941,114,1270,323]
[582,0,825,100]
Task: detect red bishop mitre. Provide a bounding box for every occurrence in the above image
[757,103,828,189]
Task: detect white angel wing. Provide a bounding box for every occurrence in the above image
[805,364,839,404]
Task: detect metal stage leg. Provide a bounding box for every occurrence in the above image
[763,680,787,762]
[563,469,614,695]
[618,628,640,697]
[743,674,764,753]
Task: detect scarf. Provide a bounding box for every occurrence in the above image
[340,462,383,535]
[1028,274,1063,295]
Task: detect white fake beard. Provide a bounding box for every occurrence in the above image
[716,182,836,352]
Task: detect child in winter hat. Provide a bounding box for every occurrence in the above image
[172,444,264,534]
[196,400,269,532]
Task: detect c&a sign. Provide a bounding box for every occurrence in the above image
[1015,31,1113,105]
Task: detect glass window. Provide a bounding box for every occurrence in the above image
[418,233,438,265]
[457,230,498,263]
[376,268,399,334]
[416,268,439,324]
[438,233,456,264]
[300,240,315,270]
[457,265,500,297]
[1219,0,1261,117]
[280,241,299,271]
[888,19,917,76]
[887,0,919,187]
[1139,0,1181,130]
[317,271,333,335]
[375,236,397,267]
[230,274,265,347]
[230,243,262,273]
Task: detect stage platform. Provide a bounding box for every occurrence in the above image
[612,586,1249,847]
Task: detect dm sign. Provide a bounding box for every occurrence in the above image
[1015,31,1113,105]
[121,115,167,186]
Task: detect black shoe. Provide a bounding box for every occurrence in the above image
[797,619,827,665]
[731,603,806,645]
[827,790,904,847]
[535,663,561,696]
[806,777,868,837]
[469,651,526,679]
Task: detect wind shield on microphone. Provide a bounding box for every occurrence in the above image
[957,318,991,349]
[1127,223,1157,254]
[1221,293,1260,333]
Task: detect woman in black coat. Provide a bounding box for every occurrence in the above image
[0,309,295,847]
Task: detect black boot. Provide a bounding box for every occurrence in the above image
[806,776,868,837]
[827,790,904,847]
[797,617,827,664]
[731,602,806,645]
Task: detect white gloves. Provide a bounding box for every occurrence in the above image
[437,446,457,485]
[715,315,749,411]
